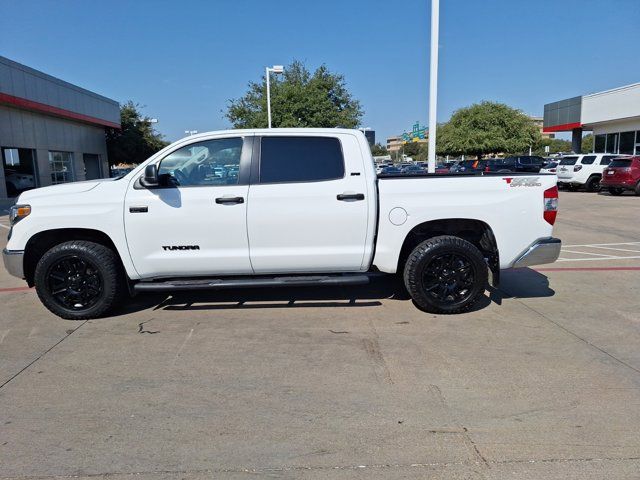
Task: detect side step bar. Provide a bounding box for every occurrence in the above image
[133,274,371,293]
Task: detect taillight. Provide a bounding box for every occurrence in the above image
[485,166,490,172]
[543,186,558,225]
[573,165,582,172]
[550,168,556,173]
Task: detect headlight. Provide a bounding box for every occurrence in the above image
[9,204,31,225]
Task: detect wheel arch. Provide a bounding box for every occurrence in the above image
[24,228,128,287]
[396,218,499,286]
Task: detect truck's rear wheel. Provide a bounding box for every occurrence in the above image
[404,236,488,314]
[34,241,124,320]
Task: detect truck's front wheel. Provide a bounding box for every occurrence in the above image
[34,241,124,320]
[404,236,488,314]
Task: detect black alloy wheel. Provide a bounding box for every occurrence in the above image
[404,235,488,314]
[421,253,475,305]
[46,256,103,310]
[34,240,124,320]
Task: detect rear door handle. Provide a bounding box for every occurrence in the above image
[337,193,365,201]
[215,196,244,205]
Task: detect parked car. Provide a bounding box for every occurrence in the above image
[401,164,426,174]
[485,156,545,173]
[4,128,561,319]
[557,153,628,192]
[540,162,559,174]
[600,156,640,196]
[449,159,489,173]
[379,166,402,175]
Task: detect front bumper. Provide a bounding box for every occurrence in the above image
[511,238,561,268]
[3,248,25,279]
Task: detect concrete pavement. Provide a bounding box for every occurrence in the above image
[0,191,639,479]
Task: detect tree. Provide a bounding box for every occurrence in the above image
[436,102,541,159]
[225,60,363,129]
[106,101,169,167]
[370,143,388,156]
[581,134,594,153]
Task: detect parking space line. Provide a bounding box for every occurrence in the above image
[0,223,10,229]
[561,250,614,257]
[536,266,640,271]
[557,255,640,262]
[0,286,33,293]
[587,245,640,253]
[563,242,640,248]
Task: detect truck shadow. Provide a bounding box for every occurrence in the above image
[116,268,553,316]
[489,268,555,304]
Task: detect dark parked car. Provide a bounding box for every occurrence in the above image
[485,156,545,173]
[401,164,426,174]
[449,159,489,173]
[379,166,402,175]
[600,156,640,196]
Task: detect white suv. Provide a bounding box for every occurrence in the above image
[557,153,628,192]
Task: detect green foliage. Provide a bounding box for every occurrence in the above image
[225,60,363,129]
[106,101,168,166]
[436,101,541,158]
[370,143,388,156]
[402,141,421,157]
[581,134,594,153]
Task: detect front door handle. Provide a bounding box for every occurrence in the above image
[215,196,244,205]
[337,193,365,201]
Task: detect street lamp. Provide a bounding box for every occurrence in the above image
[265,65,284,128]
[184,130,198,136]
[427,0,440,174]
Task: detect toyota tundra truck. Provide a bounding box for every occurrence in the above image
[3,129,561,319]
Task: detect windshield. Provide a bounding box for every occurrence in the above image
[560,157,578,165]
[608,159,632,168]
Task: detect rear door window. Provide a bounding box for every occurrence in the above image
[581,155,596,165]
[259,136,345,183]
[600,155,618,165]
[608,159,632,168]
[560,157,578,165]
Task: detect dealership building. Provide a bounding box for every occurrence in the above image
[0,56,120,200]
[543,82,640,155]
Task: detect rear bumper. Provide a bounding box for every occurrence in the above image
[2,248,24,279]
[511,238,561,268]
[600,180,635,188]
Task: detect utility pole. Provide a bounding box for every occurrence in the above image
[265,65,284,128]
[427,0,440,174]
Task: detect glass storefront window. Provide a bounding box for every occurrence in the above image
[2,147,38,196]
[605,133,618,153]
[594,135,606,153]
[619,131,635,155]
[48,151,75,184]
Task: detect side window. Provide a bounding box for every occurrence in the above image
[157,137,243,186]
[520,157,531,165]
[259,136,345,183]
[600,155,616,165]
[581,155,596,165]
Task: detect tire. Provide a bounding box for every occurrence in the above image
[608,187,624,196]
[635,182,640,196]
[585,176,601,192]
[403,236,488,314]
[34,241,124,320]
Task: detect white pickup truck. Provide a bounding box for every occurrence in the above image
[3,129,561,319]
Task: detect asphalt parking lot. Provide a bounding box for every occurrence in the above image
[1,191,639,479]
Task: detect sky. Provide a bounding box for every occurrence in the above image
[2,0,640,143]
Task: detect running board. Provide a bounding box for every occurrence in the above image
[132,274,371,293]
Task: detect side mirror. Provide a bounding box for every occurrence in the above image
[141,164,159,187]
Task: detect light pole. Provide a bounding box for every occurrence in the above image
[427,0,440,174]
[184,130,198,136]
[265,65,284,128]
